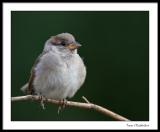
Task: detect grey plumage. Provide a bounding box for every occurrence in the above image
[21,33,86,100]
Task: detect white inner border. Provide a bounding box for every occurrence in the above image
[3,3,158,130]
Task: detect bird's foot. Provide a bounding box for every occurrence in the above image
[57,99,67,114]
[38,95,46,110]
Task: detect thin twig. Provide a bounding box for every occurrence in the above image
[11,95,130,121]
[82,96,90,103]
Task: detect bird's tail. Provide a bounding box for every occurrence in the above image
[20,83,29,94]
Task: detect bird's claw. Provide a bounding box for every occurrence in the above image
[57,99,67,114]
[38,95,46,110]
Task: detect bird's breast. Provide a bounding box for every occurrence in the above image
[63,54,86,98]
[33,52,86,99]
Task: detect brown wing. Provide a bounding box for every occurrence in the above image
[26,51,47,94]
[27,68,36,94]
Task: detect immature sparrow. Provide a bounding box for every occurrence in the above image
[21,33,86,100]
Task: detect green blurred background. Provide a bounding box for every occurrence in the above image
[11,11,149,121]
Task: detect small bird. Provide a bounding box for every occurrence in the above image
[21,33,86,101]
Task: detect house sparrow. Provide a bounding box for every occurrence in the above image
[21,33,86,100]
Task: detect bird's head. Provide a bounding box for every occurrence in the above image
[45,33,81,53]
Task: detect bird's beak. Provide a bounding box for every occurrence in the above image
[66,42,81,50]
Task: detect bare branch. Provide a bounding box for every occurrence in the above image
[11,95,130,121]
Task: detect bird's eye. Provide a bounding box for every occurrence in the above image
[61,41,66,46]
